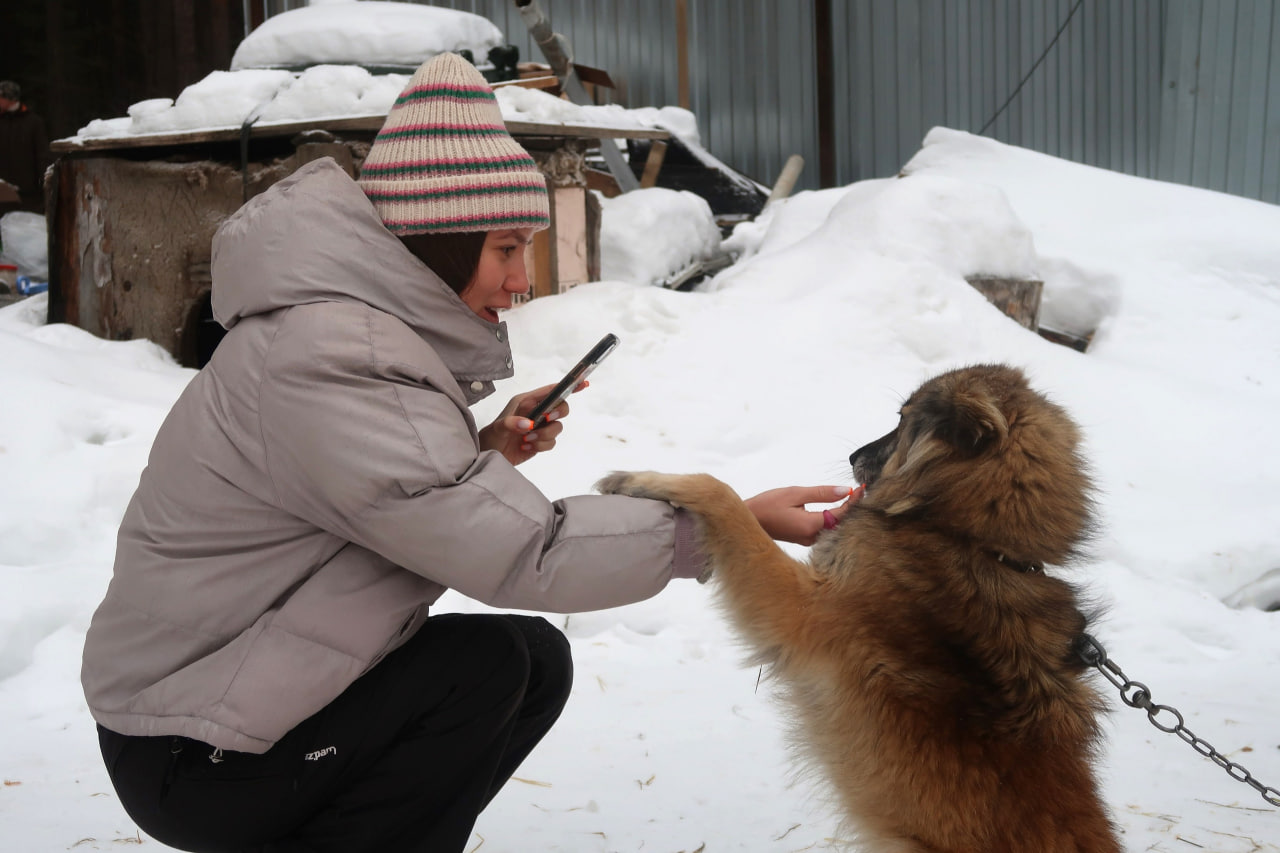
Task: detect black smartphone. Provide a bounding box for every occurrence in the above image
[527,333,620,427]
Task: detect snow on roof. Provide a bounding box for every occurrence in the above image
[59,1,679,147]
[230,1,505,71]
[65,66,667,145]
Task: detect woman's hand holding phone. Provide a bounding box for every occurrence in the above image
[478,380,584,466]
[526,334,618,427]
[479,333,618,466]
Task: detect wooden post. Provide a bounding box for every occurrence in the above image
[814,0,835,188]
[639,140,668,188]
[527,176,557,300]
[765,154,805,206]
[584,190,602,282]
[676,0,690,110]
[552,186,589,292]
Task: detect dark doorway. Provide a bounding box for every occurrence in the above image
[180,291,227,368]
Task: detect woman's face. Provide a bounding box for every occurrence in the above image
[460,228,534,323]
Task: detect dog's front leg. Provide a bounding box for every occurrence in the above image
[596,471,820,658]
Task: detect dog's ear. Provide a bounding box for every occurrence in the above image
[936,383,1008,453]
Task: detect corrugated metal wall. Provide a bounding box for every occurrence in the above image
[1158,0,1280,203]
[830,0,1169,183]
[263,0,1280,204]
[428,0,820,190]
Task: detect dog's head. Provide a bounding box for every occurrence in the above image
[850,364,1094,566]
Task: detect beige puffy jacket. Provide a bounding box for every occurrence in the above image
[81,159,702,754]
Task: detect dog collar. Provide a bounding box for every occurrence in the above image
[994,552,1043,573]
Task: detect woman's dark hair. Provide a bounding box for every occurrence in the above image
[399,231,488,296]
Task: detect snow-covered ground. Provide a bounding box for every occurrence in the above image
[2,126,1277,851]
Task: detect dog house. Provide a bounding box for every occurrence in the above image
[47,115,667,367]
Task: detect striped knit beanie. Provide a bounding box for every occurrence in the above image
[359,52,550,235]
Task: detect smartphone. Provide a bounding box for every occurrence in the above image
[527,333,620,427]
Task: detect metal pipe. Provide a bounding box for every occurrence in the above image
[513,0,639,192]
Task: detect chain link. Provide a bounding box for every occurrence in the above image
[1075,633,1280,808]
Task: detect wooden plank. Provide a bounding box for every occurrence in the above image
[51,116,385,153]
[585,189,602,282]
[552,186,589,293]
[492,75,560,91]
[966,276,1043,332]
[572,63,616,89]
[638,140,668,188]
[504,121,668,140]
[584,168,621,198]
[52,118,669,154]
[528,221,555,300]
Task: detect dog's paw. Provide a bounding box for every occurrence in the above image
[594,471,682,506]
[594,471,640,497]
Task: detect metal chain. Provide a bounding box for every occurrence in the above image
[1075,633,1280,808]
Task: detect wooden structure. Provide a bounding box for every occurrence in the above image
[47,116,667,367]
[965,275,1043,332]
[963,274,1092,352]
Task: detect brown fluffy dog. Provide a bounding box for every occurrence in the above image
[597,364,1120,852]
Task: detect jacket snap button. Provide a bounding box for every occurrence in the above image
[505,359,513,369]
[495,329,504,342]
[470,380,484,392]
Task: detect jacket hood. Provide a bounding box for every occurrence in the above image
[211,157,514,390]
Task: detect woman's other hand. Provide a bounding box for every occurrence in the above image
[744,484,864,546]
[478,381,587,466]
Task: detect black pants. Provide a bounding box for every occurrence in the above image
[98,613,573,853]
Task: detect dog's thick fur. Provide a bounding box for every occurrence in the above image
[597,365,1120,852]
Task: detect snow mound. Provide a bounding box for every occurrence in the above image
[231,1,504,71]
[598,188,722,286]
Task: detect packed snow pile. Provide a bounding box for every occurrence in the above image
[66,61,675,144]
[721,172,1039,284]
[230,1,504,71]
[598,188,722,286]
[66,64,660,142]
[492,84,652,132]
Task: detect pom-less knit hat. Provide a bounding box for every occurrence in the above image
[359,52,550,235]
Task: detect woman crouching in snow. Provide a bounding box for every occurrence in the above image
[81,51,854,853]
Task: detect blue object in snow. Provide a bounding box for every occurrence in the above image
[16,275,48,295]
